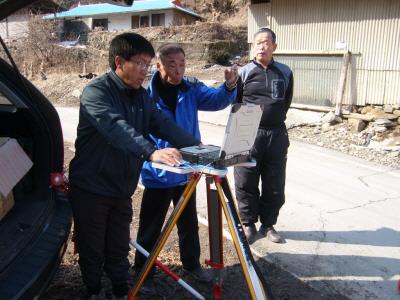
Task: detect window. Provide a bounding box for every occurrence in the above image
[140,16,149,27]
[131,15,139,28]
[151,13,165,27]
[92,18,108,30]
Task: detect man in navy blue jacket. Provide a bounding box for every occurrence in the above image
[69,34,200,299]
[134,44,238,294]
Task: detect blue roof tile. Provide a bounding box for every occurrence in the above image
[45,0,200,19]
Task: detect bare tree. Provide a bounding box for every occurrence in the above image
[25,14,59,66]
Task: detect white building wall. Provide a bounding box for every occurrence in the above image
[164,11,174,26]
[85,9,175,30]
[0,15,29,39]
[108,14,131,31]
[82,17,92,29]
[0,20,6,38]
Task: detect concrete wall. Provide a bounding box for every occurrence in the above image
[248,0,400,106]
[152,40,243,62]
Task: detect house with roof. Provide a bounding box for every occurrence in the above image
[46,0,201,35]
[0,0,64,40]
[247,0,400,108]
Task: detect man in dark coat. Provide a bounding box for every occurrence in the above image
[68,33,200,299]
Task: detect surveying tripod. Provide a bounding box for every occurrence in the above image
[128,163,273,300]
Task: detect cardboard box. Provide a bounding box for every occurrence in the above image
[0,191,14,221]
[0,138,33,198]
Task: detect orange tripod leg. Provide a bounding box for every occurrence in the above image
[214,176,270,300]
[205,175,224,299]
[128,173,201,299]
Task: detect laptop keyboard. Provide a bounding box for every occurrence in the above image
[180,145,251,167]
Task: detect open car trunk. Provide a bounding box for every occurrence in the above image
[0,58,72,299]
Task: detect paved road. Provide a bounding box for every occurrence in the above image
[57,106,400,300]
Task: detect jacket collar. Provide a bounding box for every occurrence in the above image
[149,71,190,100]
[109,70,142,96]
[252,58,275,69]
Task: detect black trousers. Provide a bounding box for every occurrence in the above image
[134,186,200,277]
[69,185,132,297]
[234,126,289,226]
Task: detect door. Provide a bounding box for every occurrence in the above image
[151,13,165,27]
[140,16,149,27]
[131,15,139,28]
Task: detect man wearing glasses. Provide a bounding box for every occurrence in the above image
[134,44,238,295]
[68,33,200,300]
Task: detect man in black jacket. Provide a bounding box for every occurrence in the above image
[234,27,293,245]
[68,33,200,299]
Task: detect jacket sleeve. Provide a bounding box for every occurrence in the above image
[194,81,237,111]
[147,97,201,149]
[80,83,156,159]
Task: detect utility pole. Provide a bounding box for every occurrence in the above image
[5,17,9,39]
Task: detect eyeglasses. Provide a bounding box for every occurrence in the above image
[128,59,152,71]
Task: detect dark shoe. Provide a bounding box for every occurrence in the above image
[243,223,258,244]
[183,266,213,283]
[140,278,156,296]
[259,225,283,243]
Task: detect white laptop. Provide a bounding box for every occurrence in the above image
[180,103,262,167]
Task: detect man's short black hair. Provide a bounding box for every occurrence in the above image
[254,27,276,44]
[109,32,155,71]
[156,44,185,61]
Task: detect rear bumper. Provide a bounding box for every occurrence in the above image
[0,193,72,300]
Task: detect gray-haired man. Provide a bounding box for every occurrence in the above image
[234,28,293,244]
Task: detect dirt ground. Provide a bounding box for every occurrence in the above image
[41,144,346,300]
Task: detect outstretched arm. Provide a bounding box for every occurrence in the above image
[195,65,239,111]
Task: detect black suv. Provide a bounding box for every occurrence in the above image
[0,1,132,299]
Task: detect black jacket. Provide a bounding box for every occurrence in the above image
[69,71,200,198]
[237,59,293,129]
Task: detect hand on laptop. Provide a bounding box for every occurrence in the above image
[149,148,183,166]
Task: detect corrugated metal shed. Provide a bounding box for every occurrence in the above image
[248,0,400,106]
[45,0,200,19]
[247,2,270,43]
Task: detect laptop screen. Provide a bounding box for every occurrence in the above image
[219,103,262,159]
